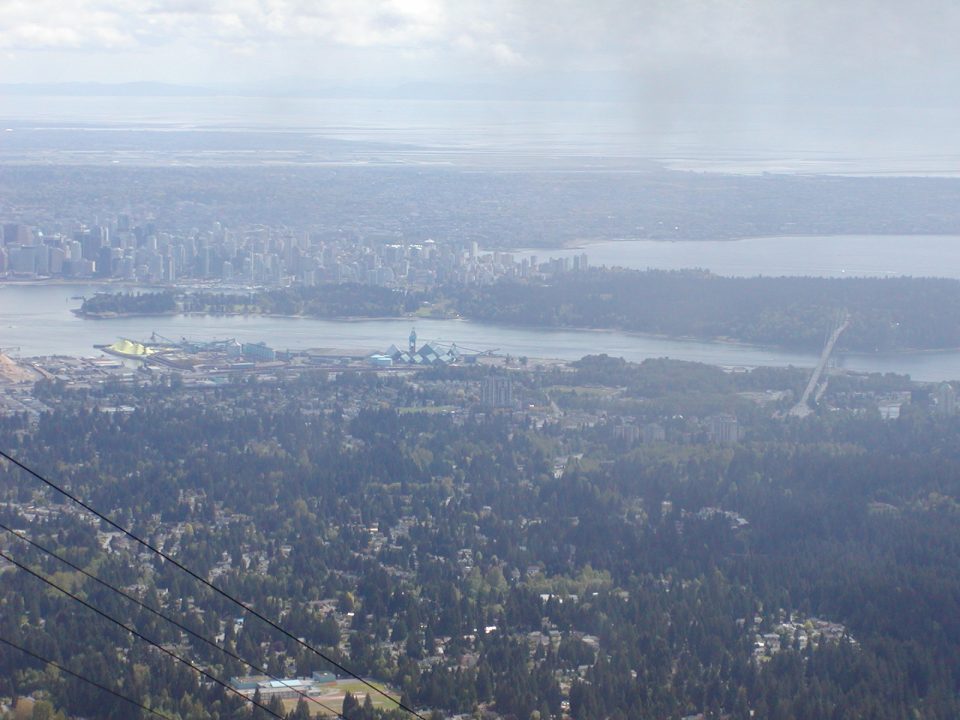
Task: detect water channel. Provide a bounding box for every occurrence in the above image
[3,281,960,382]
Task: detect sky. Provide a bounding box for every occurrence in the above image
[1,0,959,106]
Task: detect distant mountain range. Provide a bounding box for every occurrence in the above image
[1,76,953,108]
[0,81,216,97]
[0,78,626,101]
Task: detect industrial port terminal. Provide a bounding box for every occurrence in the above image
[95,328,498,375]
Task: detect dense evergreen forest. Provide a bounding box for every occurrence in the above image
[78,285,423,319]
[76,291,177,317]
[79,270,960,352]
[181,285,424,318]
[448,270,960,352]
[1,359,959,718]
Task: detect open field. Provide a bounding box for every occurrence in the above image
[278,680,401,717]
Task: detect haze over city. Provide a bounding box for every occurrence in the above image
[4,3,960,720]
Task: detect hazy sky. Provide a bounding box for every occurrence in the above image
[1,0,959,105]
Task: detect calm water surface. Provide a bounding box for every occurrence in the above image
[4,96,960,174]
[517,235,960,279]
[4,283,960,382]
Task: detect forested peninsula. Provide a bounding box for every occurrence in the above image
[77,284,424,320]
[78,270,960,353]
[447,271,960,353]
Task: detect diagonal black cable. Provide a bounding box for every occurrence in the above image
[0,548,285,720]
[0,634,175,719]
[0,520,346,720]
[0,635,174,720]
[0,447,422,719]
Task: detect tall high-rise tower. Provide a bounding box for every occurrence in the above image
[409,328,417,354]
[481,376,513,408]
[936,382,956,417]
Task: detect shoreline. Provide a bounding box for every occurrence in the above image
[63,306,960,358]
[504,232,960,252]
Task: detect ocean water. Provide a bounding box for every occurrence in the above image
[516,235,960,279]
[3,96,960,174]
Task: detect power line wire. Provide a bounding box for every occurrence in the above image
[0,447,424,720]
[0,635,174,720]
[0,547,286,720]
[0,519,346,720]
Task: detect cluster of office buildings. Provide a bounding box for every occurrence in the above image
[0,219,588,289]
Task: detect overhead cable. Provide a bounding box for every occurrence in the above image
[0,519,345,719]
[0,635,173,720]
[0,547,286,720]
[0,448,423,720]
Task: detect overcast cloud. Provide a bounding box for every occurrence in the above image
[1,0,959,105]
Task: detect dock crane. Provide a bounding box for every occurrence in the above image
[430,341,500,357]
[149,332,179,346]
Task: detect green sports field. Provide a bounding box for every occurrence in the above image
[279,679,401,717]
